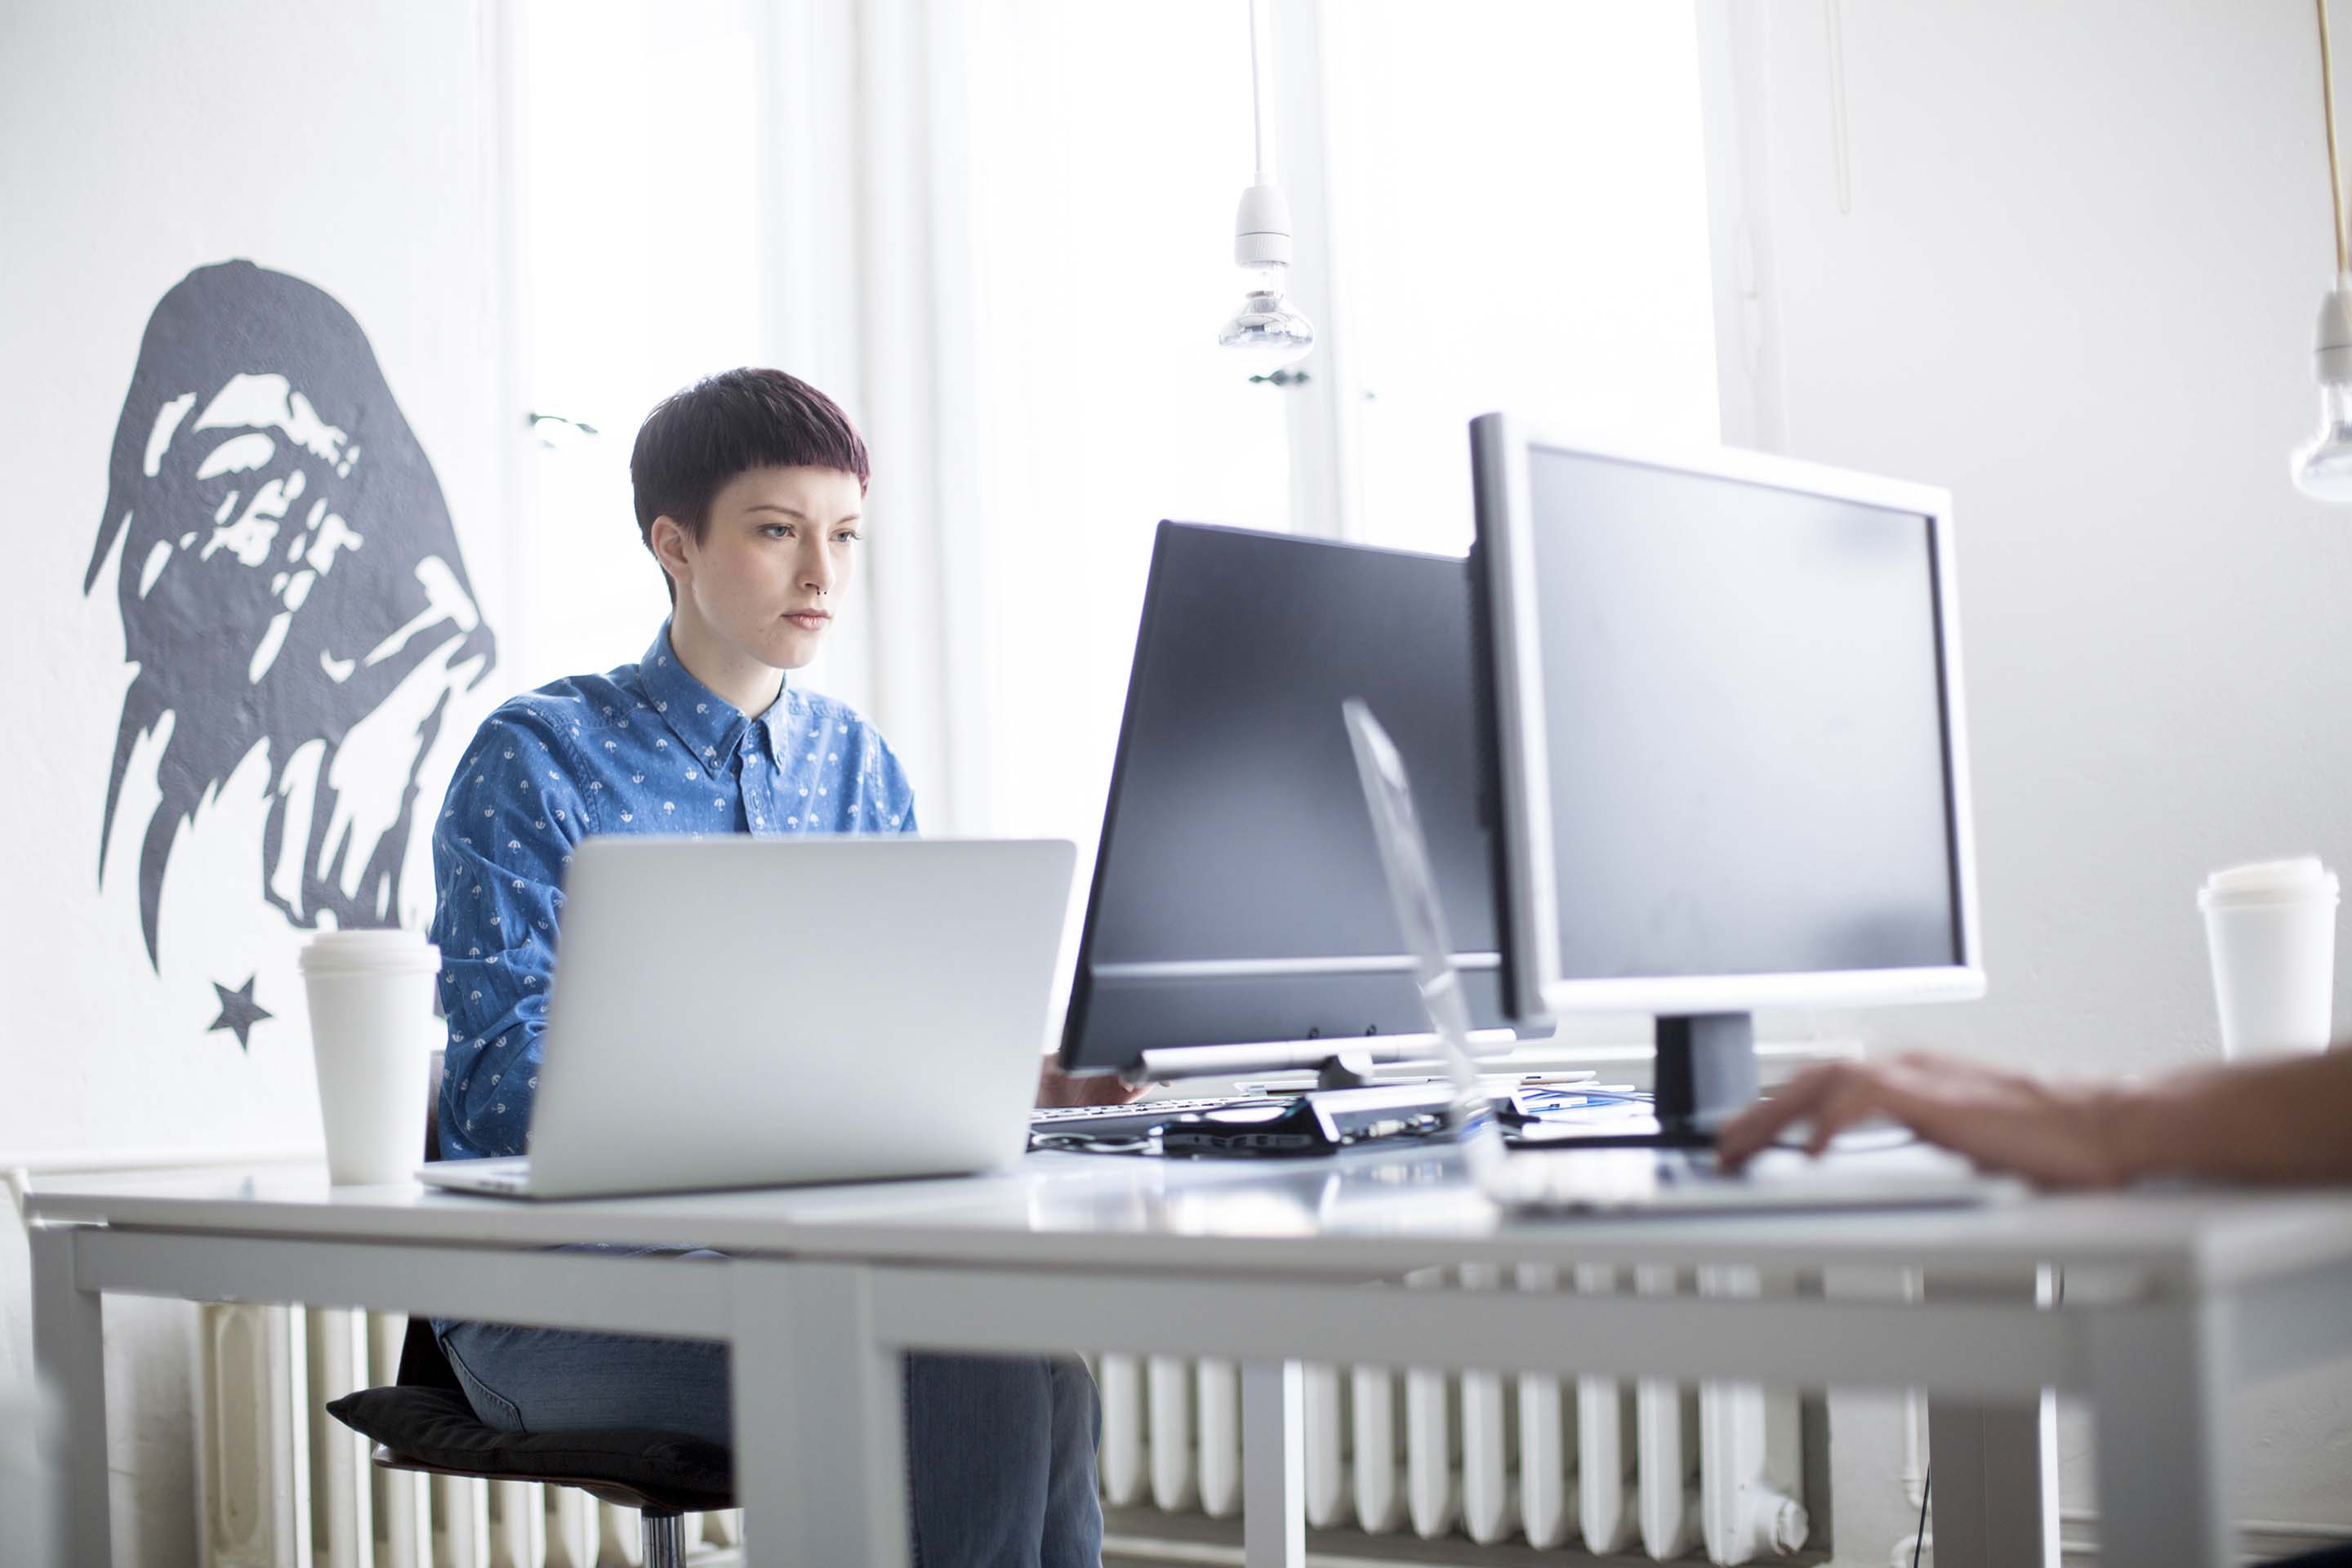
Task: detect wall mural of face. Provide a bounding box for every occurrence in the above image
[87,261,497,1041]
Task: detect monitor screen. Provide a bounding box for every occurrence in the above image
[1060,522,1516,1073]
[1521,443,1963,984]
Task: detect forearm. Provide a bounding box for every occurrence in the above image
[2101,1046,2352,1184]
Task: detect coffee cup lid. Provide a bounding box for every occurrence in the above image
[2200,856,2339,906]
[298,929,439,973]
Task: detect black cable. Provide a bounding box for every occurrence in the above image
[1912,1465,1931,1568]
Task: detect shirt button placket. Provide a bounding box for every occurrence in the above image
[742,738,765,831]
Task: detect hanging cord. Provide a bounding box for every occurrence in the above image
[2324,0,2348,275]
[1247,0,1275,182]
[1910,1466,1931,1568]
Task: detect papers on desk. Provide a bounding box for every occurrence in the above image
[1509,1083,1646,1116]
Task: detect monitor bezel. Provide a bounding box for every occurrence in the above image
[1470,415,1987,1018]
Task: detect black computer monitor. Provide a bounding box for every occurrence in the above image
[1468,417,1984,1139]
[1059,522,1527,1080]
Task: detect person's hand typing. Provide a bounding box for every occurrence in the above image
[1714,1050,2127,1188]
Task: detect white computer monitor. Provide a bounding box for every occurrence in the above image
[1468,416,1984,1134]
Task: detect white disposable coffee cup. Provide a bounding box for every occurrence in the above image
[2198,858,2339,1058]
[298,929,440,1183]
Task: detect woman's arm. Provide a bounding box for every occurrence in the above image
[1716,1046,2352,1188]
[428,709,594,1159]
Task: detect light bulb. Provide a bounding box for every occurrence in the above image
[1220,182,1315,371]
[2292,278,2352,501]
[1218,262,1315,368]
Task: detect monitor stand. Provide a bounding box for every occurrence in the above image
[1522,1012,1758,1151]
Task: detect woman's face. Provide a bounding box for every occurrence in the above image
[663,465,863,672]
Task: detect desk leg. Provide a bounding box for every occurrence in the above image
[2085,1297,2234,1568]
[1926,1394,2057,1567]
[1241,1360,1303,1568]
[1925,1267,2058,1568]
[730,1258,909,1568]
[29,1225,109,1568]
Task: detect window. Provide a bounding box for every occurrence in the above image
[953,0,1720,855]
[1323,0,1721,556]
[958,2,1293,847]
[517,0,770,692]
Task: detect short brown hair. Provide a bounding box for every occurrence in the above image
[630,368,871,599]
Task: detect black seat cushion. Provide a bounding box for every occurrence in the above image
[326,1386,734,1515]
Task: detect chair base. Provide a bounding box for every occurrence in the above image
[368,1446,706,1565]
[641,1509,685,1568]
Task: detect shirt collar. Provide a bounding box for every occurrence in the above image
[635,621,792,766]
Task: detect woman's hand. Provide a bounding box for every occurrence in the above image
[1714,1050,2128,1188]
[1035,1060,1152,1110]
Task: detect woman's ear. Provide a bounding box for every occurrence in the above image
[650,515,694,589]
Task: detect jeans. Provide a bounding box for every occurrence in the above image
[434,1251,1102,1568]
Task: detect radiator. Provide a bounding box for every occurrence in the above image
[1098,1265,1815,1565]
[196,1303,744,1568]
[201,1272,1813,1567]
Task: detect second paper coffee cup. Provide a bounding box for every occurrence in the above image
[2198,858,2338,1058]
[298,929,440,1184]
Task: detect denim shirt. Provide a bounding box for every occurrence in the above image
[428,622,918,1159]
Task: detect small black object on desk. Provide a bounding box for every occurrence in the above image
[1159,1049,1458,1159]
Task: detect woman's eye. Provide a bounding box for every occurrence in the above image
[834,531,862,544]
[764,524,795,539]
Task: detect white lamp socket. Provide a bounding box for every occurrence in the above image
[2316,276,2352,383]
[1234,182,1294,269]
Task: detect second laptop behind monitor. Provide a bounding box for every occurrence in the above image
[1060,521,1527,1082]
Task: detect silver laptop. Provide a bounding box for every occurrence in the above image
[1341,701,2018,1214]
[420,836,1074,1200]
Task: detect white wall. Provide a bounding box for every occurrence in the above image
[1735,0,2352,1539]
[0,0,518,1161]
[0,2,518,1561]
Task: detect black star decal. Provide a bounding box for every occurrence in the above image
[206,975,273,1052]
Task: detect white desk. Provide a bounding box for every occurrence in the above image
[28,1149,2352,1568]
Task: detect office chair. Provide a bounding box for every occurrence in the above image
[323,1052,732,1568]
